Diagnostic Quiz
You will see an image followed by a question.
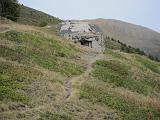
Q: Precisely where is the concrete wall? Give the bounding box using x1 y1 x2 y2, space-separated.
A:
59 21 105 52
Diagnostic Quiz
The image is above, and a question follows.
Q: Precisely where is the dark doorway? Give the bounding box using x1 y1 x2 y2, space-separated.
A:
80 38 92 48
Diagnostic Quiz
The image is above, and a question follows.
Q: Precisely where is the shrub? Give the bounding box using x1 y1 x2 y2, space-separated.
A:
0 0 20 21
38 112 72 120
0 30 84 76
105 36 160 62
92 60 154 95
80 80 160 120
39 21 48 27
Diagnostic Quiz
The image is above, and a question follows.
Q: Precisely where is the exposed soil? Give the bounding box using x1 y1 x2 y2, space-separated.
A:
0 26 9 33
64 51 104 99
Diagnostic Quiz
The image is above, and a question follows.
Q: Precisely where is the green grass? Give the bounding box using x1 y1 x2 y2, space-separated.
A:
0 28 84 114
134 55 160 74
39 21 48 27
105 49 127 60
80 50 160 119
17 5 61 26
0 86 29 103
1 21 160 120
92 60 154 95
105 39 121 50
38 112 73 120
0 30 79 56
80 80 160 120
0 61 42 103
104 50 160 94
0 30 84 76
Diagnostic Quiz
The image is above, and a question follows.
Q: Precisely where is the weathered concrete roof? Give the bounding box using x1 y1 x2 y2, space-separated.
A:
60 21 96 34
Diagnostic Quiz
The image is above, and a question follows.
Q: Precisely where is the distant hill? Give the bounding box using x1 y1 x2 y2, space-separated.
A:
17 5 61 26
84 19 160 59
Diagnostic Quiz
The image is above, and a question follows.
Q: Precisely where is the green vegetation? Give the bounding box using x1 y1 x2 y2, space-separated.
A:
39 21 48 27
106 49 160 92
17 5 61 26
0 30 84 76
0 21 86 119
0 24 86 118
105 37 160 62
0 0 20 21
105 49 127 60
38 112 72 120
92 60 154 95
0 17 160 120
105 37 121 50
79 46 160 119
80 80 160 120
105 37 145 55
0 1 61 26
135 55 160 74
0 61 42 103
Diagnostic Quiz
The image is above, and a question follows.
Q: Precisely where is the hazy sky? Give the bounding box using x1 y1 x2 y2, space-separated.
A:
19 0 160 32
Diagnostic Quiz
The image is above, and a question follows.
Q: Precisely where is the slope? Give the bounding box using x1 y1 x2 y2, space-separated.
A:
85 19 160 59
80 49 160 119
17 5 61 26
0 19 86 119
0 19 160 120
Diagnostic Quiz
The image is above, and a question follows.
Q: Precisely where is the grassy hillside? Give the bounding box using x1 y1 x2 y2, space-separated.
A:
0 19 85 119
17 5 61 26
80 50 160 119
105 37 160 62
0 19 160 120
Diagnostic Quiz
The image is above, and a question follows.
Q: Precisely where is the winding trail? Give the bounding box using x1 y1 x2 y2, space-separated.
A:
64 79 72 99
0 27 10 33
64 51 104 99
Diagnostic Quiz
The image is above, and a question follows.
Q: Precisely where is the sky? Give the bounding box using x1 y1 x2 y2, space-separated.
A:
19 0 160 32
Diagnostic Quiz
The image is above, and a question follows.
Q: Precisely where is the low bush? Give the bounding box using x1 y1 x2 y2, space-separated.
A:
38 112 72 120
80 80 160 120
92 60 154 95
0 30 84 76
39 21 48 27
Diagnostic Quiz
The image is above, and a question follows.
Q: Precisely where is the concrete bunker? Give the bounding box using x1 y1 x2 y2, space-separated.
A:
59 21 105 52
80 38 92 48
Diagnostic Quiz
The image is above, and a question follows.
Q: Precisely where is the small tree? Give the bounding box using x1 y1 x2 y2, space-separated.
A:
39 21 48 27
148 54 154 60
0 0 20 21
155 57 160 62
117 40 121 43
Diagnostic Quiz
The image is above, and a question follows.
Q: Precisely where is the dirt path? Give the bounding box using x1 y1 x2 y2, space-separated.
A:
0 27 10 33
0 50 105 116
64 51 104 99
64 79 72 99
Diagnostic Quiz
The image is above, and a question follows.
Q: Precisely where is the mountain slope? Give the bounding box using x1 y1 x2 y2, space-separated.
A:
85 19 160 59
0 19 86 119
0 18 160 120
17 5 61 26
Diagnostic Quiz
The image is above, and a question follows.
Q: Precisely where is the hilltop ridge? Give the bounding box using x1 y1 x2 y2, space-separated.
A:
17 5 61 26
